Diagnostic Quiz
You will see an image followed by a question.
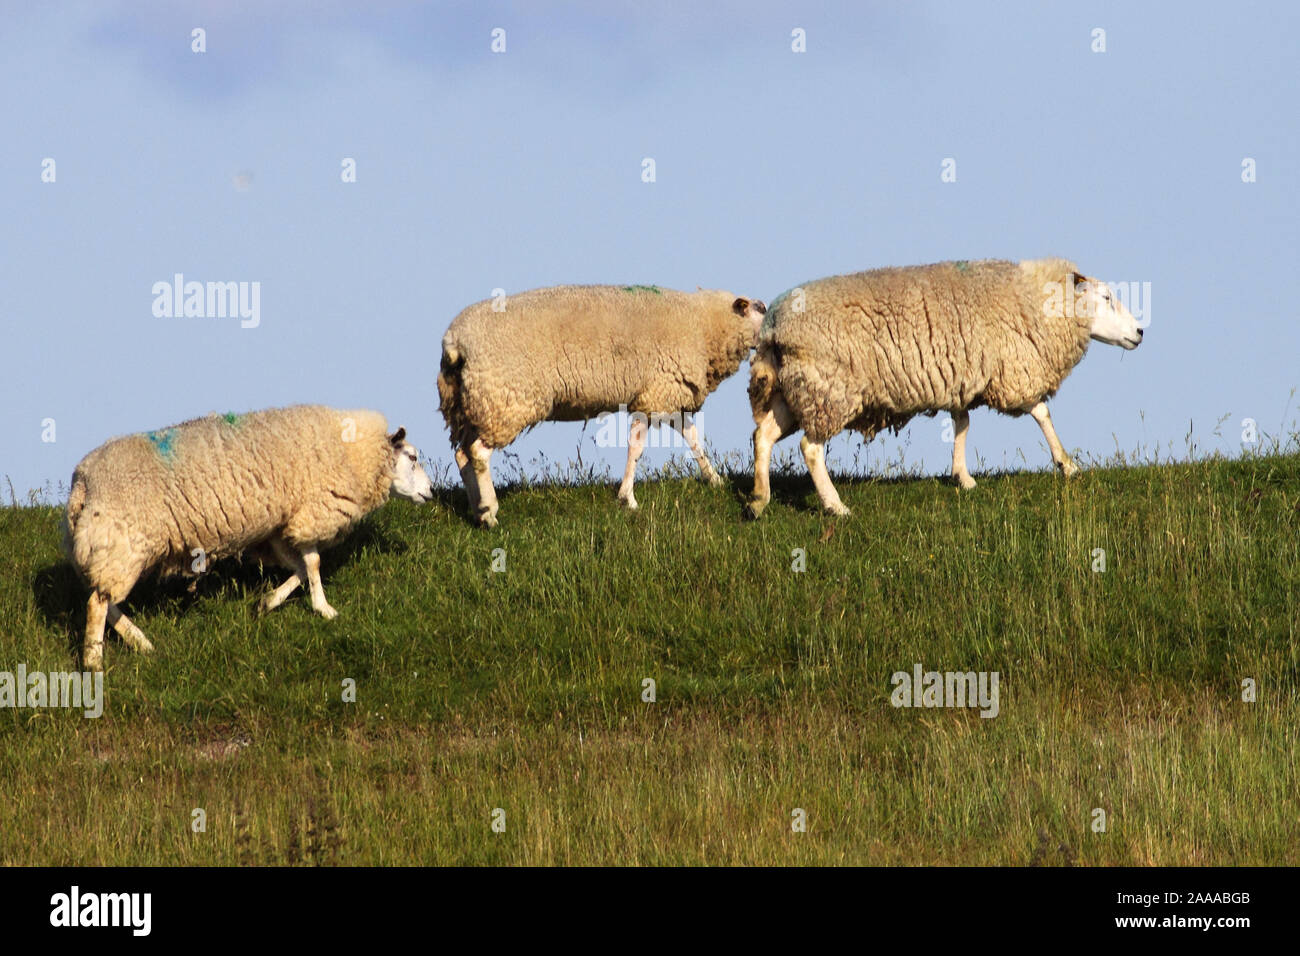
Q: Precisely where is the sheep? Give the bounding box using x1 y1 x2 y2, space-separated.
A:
437 284 767 526
746 258 1143 517
62 405 434 670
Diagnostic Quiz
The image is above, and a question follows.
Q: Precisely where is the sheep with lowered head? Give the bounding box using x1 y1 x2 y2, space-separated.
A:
747 258 1143 517
437 284 766 526
63 405 434 669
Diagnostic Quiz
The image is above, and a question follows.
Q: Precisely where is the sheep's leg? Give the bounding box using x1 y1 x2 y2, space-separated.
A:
1029 401 1078 477
951 409 977 490
260 536 304 613
617 416 648 510
83 591 109 671
259 573 303 612
674 416 724 488
469 438 499 528
107 604 154 653
800 436 851 517
455 445 481 516
747 394 797 518
301 546 337 620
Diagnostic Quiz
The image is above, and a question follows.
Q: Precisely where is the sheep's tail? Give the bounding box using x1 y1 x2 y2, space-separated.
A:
747 341 782 416
61 469 88 563
437 335 472 449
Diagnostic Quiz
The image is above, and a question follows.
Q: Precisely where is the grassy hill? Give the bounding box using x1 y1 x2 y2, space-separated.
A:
1 452 1297 865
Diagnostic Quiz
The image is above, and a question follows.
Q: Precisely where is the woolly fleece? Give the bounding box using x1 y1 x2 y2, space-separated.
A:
438 285 757 449
63 405 395 601
749 259 1093 443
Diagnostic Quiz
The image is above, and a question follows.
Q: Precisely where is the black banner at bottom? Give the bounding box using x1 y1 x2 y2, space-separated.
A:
0 865 1278 941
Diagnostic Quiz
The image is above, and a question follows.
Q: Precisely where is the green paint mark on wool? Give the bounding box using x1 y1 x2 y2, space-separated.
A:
145 428 179 460
622 285 662 294
222 412 240 426
953 260 971 272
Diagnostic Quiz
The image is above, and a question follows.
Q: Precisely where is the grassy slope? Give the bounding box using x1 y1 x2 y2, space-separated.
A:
1 453 1297 865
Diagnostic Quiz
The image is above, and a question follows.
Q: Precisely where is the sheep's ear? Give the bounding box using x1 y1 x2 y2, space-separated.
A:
388 427 406 446
753 300 767 315
732 297 752 316
1069 271 1087 290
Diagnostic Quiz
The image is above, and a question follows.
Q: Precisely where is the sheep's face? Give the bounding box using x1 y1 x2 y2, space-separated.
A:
1079 278 1143 350
732 297 768 344
388 428 435 503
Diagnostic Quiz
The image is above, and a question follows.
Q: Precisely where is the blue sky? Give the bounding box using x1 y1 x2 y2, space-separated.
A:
3 1 1297 500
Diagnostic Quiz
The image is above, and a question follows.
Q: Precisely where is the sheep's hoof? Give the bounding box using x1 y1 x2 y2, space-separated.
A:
825 503 852 517
744 499 768 520
617 492 639 511
698 466 724 488
955 473 977 490
1059 459 1079 478
314 603 339 621
83 646 104 672
475 509 499 529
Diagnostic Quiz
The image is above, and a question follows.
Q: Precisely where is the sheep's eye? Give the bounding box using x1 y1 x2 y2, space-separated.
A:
408 453 417 461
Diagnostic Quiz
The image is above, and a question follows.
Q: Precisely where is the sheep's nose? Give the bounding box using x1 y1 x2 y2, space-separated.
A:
1136 328 1144 339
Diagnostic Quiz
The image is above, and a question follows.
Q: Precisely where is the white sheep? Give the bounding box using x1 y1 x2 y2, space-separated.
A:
62 405 434 669
437 284 766 526
747 259 1142 517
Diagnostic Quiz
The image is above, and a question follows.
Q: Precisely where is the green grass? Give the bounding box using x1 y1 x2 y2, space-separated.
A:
1 451 1297 865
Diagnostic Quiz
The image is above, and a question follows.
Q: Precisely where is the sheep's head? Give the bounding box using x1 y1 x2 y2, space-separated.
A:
1075 274 1143 350
387 428 434 503
733 296 768 344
